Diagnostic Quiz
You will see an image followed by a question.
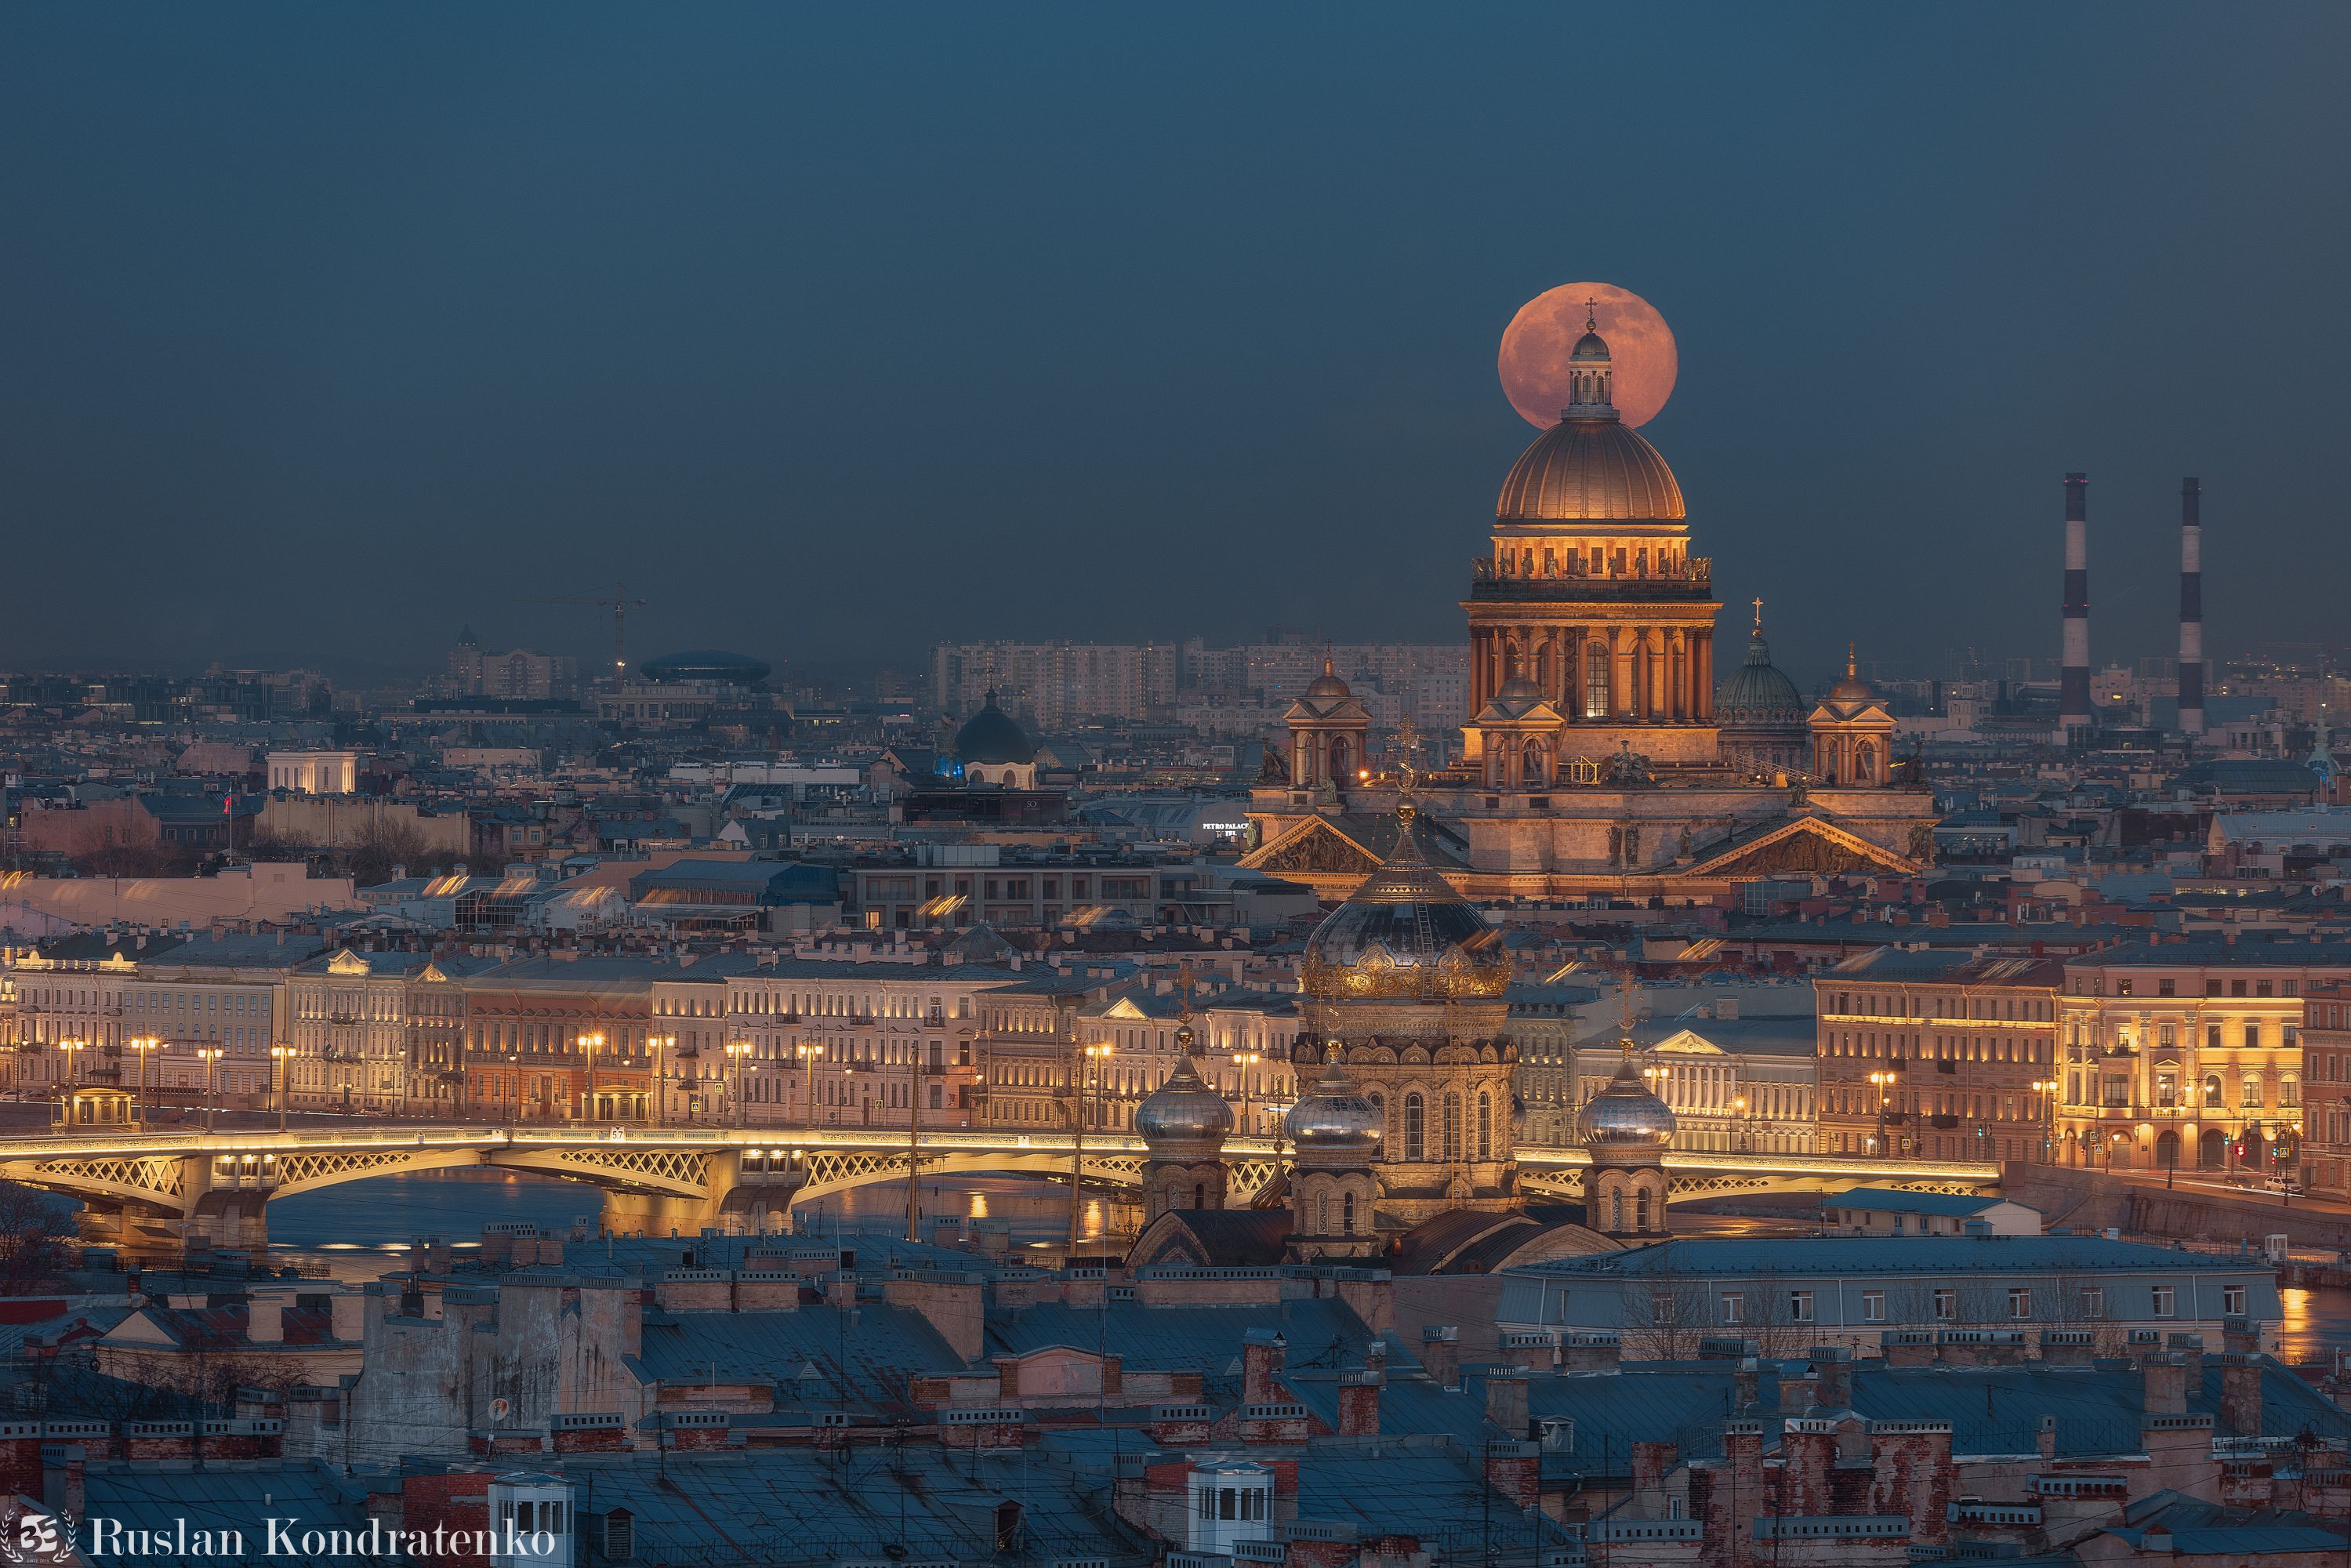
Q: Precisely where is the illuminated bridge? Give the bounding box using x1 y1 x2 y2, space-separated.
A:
0 1123 2000 1258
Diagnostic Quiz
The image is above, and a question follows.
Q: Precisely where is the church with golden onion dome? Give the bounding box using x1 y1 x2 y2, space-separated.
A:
1240 309 1936 904
1127 797 1671 1269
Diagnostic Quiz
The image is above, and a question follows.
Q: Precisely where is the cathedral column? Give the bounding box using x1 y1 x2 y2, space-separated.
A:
1470 629 1489 715
1671 631 1689 720
1609 627 1631 719
1696 631 1714 720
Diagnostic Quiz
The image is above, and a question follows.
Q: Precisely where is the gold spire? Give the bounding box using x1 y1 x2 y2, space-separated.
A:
1752 597 1765 633
1847 643 1858 681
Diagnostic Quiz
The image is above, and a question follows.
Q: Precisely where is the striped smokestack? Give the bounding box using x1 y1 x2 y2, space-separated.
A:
2056 472 2092 742
2178 477 2204 737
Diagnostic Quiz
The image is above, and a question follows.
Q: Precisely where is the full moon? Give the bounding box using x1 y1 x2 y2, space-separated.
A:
1497 282 1678 430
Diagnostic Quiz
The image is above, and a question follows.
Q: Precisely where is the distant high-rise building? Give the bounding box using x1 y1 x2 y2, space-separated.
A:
2056 472 2092 742
444 628 579 701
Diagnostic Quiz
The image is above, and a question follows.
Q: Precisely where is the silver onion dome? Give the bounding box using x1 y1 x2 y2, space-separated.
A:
1284 1056 1382 1151
1576 1050 1676 1152
1135 1028 1234 1148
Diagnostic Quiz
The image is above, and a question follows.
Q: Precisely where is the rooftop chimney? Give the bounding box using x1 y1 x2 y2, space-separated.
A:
2057 472 2092 742
2178 477 2205 738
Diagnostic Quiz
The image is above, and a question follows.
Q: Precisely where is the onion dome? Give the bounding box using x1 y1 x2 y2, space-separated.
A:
1300 804 1511 1002
1284 1055 1382 1152
1718 614 1805 723
1304 656 1352 700
1576 1047 1677 1154
1135 1024 1234 1149
954 689 1036 766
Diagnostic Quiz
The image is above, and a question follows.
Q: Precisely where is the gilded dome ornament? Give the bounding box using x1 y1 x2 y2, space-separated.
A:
1283 1054 1383 1151
1576 990 1676 1159
1298 802 1512 1003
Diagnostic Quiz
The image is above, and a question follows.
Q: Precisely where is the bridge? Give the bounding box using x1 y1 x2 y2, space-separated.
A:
0 1123 2000 1258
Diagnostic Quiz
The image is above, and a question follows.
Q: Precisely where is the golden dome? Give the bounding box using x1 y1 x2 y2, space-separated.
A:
1300 804 1512 1002
1495 419 1685 523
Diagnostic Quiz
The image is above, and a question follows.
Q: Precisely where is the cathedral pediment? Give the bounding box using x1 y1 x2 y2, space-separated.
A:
1239 816 1384 879
1685 814 1921 878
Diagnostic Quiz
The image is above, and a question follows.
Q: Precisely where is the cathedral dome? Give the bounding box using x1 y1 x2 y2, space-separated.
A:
1135 1033 1234 1148
1494 419 1685 522
1718 626 1804 722
1825 647 1876 706
1300 804 1512 1001
1284 1057 1383 1151
954 691 1036 766
1572 327 1611 359
1576 1051 1677 1152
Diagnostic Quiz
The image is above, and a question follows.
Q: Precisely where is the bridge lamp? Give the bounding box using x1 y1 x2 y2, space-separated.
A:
1231 1051 1262 1136
724 1041 755 1128
57 1038 85 1086
648 1034 677 1128
194 1046 225 1132
270 1044 293 1132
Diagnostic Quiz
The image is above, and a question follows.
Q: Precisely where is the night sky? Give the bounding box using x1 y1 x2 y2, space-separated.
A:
4 5 2347 688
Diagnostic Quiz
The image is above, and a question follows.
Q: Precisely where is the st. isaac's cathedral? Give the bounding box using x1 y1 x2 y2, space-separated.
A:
1126 311 1937 1269
1238 312 1937 903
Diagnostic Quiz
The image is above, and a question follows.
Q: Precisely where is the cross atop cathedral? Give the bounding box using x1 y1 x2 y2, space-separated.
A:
1752 597 1765 633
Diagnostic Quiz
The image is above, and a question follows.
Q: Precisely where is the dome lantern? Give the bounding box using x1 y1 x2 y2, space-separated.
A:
1564 301 1616 419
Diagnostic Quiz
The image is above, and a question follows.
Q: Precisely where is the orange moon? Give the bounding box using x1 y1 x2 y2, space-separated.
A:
1497 281 1678 430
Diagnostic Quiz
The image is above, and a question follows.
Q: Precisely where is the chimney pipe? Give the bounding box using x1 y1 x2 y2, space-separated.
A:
2057 472 2092 742
2178 477 2205 738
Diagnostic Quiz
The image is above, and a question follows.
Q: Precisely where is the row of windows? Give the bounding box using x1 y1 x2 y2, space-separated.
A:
1682 1282 2238 1325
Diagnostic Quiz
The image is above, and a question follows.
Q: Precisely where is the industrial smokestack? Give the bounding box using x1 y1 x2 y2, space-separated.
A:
2178 477 2204 738
2056 472 2092 742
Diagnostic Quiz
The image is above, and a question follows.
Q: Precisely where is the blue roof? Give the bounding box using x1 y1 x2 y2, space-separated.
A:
1513 1234 2265 1279
989 1295 1395 1402
1827 1186 2007 1218
635 1304 966 1413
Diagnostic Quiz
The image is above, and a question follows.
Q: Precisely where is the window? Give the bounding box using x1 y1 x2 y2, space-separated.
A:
1721 1293 1746 1324
1862 1290 1885 1323
1932 1289 1956 1321
2152 1286 2176 1318
2242 1074 2263 1108
1584 642 1611 718
1442 1092 1462 1160
1476 1092 1492 1162
2159 979 2175 997
2244 1022 2262 1051
2223 1285 2247 1315
2282 1076 2301 1109
2203 1074 2223 1109
2008 1287 2032 1319
1342 1192 1355 1234
2080 1287 2104 1319
1651 1292 1678 1325
1403 1094 1424 1161
1788 1290 1815 1323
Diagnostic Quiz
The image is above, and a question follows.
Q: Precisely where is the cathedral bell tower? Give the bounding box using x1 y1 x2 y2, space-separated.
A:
1134 1022 1235 1220
1279 657 1372 804
1283 1052 1384 1261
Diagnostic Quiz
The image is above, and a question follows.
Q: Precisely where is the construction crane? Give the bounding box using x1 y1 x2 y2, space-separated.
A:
520 581 648 680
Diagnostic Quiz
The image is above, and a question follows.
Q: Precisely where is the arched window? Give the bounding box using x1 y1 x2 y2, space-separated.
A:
2242 1073 2263 1108
1192 1181 1206 1210
1522 741 1546 786
1584 643 1611 719
2203 1073 2223 1108
1476 1093 1492 1161
1855 740 1878 782
1636 1189 1652 1231
1330 736 1351 782
1610 1191 1624 1230
1317 1194 1329 1232
1342 1192 1355 1234
1442 1093 1462 1160
1403 1094 1424 1161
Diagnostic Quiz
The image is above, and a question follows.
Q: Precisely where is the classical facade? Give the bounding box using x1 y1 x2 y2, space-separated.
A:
1244 311 1936 902
1293 802 1519 1225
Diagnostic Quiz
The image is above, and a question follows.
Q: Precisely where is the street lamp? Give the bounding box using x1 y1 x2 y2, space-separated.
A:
578 1031 606 1123
2030 1079 2059 1167
1868 1070 1893 1160
1732 1095 1749 1153
128 1035 161 1122
648 1034 675 1127
56 1038 85 1091
270 1045 292 1132
795 1042 822 1130
194 1047 224 1131
1231 1051 1261 1137
724 1041 755 1128
1072 1041 1113 1248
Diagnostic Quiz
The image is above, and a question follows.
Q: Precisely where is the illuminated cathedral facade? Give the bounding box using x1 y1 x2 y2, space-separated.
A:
1243 310 1936 902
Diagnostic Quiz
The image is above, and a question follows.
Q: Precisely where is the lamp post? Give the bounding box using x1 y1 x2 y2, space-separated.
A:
270 1045 292 1132
1732 1095 1749 1153
2030 1079 2058 1165
578 1031 605 1123
796 1042 822 1130
128 1035 161 1122
56 1038 85 1092
194 1047 223 1132
724 1041 754 1128
1231 1051 1261 1138
1868 1070 1893 1160
648 1034 674 1127
1071 1041 1113 1249
504 1051 519 1131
